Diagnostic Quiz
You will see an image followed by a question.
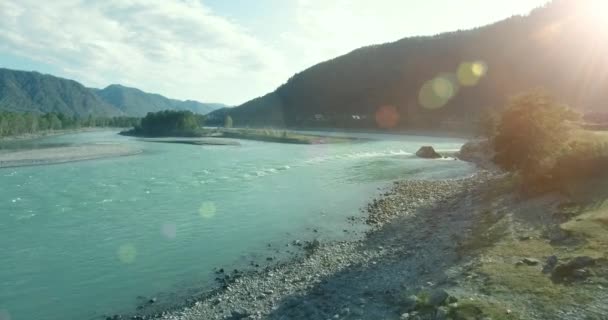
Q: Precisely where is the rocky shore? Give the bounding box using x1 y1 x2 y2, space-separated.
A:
128 171 494 320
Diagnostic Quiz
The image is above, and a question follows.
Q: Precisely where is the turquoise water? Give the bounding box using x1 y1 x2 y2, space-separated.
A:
0 131 474 320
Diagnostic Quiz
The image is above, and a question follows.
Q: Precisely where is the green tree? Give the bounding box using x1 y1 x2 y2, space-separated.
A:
0 113 8 137
24 113 39 133
493 90 580 183
224 115 233 128
134 110 200 137
44 113 63 130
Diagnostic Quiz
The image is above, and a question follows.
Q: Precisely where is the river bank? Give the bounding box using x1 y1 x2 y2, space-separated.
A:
122 128 361 145
0 128 114 142
0 143 142 168
139 137 241 146
126 163 608 320
126 171 492 320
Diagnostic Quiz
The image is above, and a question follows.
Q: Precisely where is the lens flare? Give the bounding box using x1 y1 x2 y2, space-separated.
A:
458 61 487 86
419 75 457 109
375 105 400 129
432 77 455 99
199 201 217 219
0 310 10 320
161 223 177 239
117 244 137 264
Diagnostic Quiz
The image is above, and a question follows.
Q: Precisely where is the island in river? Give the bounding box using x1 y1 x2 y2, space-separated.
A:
119 110 359 144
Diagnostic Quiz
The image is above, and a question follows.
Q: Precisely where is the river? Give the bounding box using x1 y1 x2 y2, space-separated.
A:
0 130 474 320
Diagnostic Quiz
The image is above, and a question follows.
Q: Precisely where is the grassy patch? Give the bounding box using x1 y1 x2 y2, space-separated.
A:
449 300 518 320
474 220 603 315
560 208 608 259
457 211 509 255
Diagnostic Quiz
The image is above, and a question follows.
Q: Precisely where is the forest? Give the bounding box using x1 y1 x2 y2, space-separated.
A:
121 110 205 137
0 111 140 138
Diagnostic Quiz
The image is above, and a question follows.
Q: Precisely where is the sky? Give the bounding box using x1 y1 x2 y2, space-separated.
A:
0 0 550 105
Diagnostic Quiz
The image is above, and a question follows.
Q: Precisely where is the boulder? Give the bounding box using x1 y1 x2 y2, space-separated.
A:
227 310 250 320
542 255 559 274
427 289 449 306
522 258 541 266
456 139 497 169
401 295 418 312
551 256 596 283
416 146 442 159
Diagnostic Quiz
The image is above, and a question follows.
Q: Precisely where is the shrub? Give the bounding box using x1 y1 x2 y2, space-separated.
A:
492 90 580 188
551 131 608 186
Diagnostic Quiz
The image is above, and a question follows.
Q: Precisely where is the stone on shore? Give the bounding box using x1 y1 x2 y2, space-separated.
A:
551 256 596 283
521 257 541 266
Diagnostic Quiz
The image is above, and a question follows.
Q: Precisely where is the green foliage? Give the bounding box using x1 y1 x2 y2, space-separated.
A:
551 131 608 186
448 301 517 320
493 90 580 186
0 111 140 138
491 90 608 192
129 110 204 137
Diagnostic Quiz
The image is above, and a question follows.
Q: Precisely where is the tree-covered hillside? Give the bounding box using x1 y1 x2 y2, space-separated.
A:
94 85 225 117
0 68 120 117
211 0 608 131
0 69 226 118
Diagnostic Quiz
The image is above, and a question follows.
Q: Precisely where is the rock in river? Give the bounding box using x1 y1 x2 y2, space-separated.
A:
415 146 442 159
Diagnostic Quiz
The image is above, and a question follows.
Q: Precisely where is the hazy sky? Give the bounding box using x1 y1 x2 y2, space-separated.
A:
0 0 550 105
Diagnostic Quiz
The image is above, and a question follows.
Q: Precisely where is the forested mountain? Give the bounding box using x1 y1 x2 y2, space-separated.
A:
94 85 225 117
0 69 225 117
0 68 120 117
209 0 608 131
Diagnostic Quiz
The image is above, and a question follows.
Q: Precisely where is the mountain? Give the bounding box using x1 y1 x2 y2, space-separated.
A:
0 68 226 117
210 0 608 131
0 68 120 117
94 85 225 117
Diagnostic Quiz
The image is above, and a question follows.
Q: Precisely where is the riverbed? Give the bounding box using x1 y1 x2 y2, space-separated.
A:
0 130 474 320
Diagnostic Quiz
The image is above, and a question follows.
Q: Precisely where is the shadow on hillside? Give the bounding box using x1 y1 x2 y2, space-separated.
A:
263 178 506 320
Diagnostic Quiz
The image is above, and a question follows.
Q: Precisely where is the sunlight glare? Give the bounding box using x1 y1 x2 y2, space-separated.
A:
161 223 177 239
0 310 10 320
117 244 137 264
458 61 487 86
199 201 217 219
419 75 458 109
585 0 608 35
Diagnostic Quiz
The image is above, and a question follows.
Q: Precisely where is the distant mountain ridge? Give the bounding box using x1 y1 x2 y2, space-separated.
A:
209 0 608 131
0 68 226 117
93 84 226 117
0 68 120 117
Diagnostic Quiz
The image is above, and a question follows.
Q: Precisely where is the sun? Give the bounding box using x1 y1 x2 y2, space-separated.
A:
584 0 608 32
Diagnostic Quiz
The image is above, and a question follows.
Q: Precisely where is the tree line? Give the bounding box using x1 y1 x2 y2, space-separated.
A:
122 110 206 137
0 111 140 138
